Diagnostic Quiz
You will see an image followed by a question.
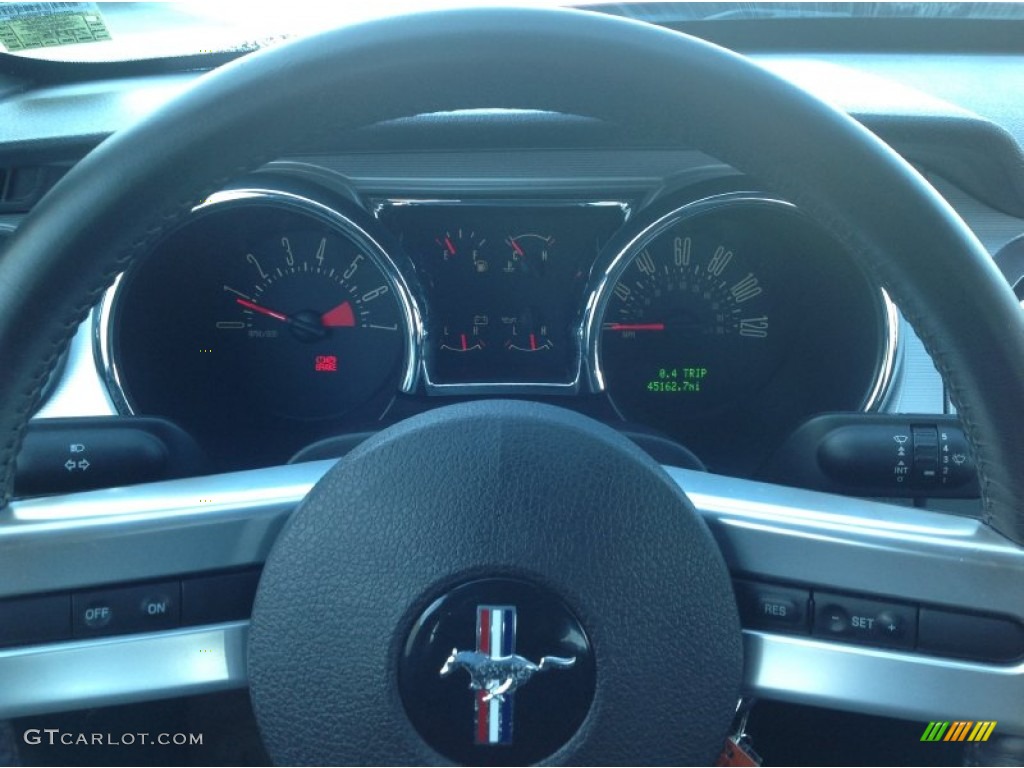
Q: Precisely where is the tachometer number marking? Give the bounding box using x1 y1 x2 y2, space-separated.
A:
361 285 389 303
281 236 295 267
315 236 327 269
246 252 269 280
343 254 363 280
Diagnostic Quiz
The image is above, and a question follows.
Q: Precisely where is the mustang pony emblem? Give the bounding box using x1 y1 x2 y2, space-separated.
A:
440 648 576 701
439 605 575 745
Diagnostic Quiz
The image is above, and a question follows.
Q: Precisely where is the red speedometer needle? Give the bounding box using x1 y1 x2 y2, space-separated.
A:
236 297 288 322
321 300 355 328
603 322 666 332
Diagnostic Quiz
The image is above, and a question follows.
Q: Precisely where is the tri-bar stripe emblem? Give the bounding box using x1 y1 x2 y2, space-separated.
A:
476 605 516 745
921 721 997 742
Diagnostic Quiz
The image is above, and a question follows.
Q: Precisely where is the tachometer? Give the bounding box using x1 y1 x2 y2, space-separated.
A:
103 189 418 468
217 227 404 421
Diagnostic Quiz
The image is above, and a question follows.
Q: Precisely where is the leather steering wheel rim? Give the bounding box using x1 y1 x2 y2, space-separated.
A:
0 5 1023 747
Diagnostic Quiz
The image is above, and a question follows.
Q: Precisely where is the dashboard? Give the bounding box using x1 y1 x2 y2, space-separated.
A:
9 53 1022 497
93 176 893 478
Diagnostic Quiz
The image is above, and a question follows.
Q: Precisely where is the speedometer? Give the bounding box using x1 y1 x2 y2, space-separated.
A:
600 213 776 415
591 195 896 475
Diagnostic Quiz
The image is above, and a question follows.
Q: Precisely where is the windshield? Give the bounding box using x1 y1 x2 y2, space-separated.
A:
2 1 1023 62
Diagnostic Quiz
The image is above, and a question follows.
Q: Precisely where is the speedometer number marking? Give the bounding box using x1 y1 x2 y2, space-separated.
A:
739 316 769 338
674 236 691 267
729 273 762 303
636 249 656 276
707 246 733 277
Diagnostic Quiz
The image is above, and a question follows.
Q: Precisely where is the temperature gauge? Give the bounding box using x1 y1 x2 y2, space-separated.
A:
505 233 553 277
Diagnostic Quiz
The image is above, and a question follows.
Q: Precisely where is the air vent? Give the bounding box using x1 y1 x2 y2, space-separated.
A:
0 163 70 212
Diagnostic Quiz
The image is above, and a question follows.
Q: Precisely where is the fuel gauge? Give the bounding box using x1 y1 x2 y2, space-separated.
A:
435 229 489 274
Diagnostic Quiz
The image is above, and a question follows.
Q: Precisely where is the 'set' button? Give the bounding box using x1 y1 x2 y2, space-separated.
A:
813 591 916 649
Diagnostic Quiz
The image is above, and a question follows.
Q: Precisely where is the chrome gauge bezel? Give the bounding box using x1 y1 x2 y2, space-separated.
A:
373 197 631 396
583 192 899 412
95 188 425 417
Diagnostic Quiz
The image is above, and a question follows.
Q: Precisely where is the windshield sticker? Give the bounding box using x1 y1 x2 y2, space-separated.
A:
0 3 110 53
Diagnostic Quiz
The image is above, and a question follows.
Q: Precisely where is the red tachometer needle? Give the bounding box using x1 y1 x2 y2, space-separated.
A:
321 300 355 328
236 297 288 322
603 322 666 332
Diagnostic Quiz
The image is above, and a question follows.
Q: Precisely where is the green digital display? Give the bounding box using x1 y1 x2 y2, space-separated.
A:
645 367 708 393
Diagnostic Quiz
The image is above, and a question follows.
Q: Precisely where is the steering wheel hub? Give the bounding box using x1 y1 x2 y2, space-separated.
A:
248 401 742 764
401 578 595 765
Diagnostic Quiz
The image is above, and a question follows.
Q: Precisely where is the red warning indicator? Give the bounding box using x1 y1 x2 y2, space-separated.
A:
315 355 338 372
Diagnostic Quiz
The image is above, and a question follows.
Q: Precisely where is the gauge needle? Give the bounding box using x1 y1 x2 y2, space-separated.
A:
603 323 666 332
236 298 326 337
509 238 525 258
236 297 288 322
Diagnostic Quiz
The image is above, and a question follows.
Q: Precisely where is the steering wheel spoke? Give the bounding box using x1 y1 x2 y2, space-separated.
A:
1 461 1021 733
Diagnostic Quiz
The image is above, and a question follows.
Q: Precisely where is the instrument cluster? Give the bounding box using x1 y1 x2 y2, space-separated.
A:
101 184 896 476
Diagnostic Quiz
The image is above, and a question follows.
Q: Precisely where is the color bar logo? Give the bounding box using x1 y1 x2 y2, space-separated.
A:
475 605 515 745
921 721 997 742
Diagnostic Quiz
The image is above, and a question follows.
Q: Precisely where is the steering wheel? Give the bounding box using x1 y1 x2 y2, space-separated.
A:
2 7 1023 765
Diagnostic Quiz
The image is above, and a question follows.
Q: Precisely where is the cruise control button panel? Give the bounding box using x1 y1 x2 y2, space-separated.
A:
735 579 1024 663
73 580 180 638
813 591 915 649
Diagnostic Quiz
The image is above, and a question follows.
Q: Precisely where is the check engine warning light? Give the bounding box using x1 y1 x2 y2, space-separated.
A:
315 355 338 372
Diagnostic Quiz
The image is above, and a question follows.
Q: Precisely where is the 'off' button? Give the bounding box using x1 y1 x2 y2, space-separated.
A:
83 603 113 629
